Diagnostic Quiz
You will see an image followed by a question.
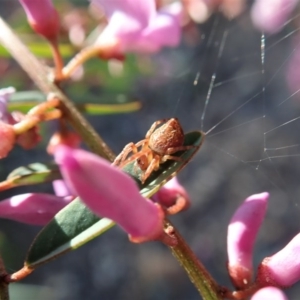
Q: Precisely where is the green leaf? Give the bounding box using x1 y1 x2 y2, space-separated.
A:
8 91 141 115
0 43 74 58
75 101 141 114
6 163 62 188
10 91 46 103
25 131 204 267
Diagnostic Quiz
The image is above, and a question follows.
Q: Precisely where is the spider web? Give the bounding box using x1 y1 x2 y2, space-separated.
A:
149 8 300 299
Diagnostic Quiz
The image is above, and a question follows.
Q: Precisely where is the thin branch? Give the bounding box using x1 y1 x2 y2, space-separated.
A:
0 17 115 162
165 220 224 300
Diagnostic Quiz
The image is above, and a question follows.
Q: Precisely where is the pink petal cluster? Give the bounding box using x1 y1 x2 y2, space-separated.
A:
19 0 60 40
251 287 288 300
54 146 164 242
91 0 182 54
257 233 300 288
0 193 73 225
251 0 298 34
227 192 269 289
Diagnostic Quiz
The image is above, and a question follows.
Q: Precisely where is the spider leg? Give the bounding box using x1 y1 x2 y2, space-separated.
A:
165 145 196 155
136 150 152 171
161 155 182 163
118 148 150 169
113 140 146 166
145 118 172 139
140 154 160 184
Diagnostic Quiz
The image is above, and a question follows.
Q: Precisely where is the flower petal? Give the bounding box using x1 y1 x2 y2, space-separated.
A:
54 146 164 242
257 233 300 287
251 287 288 300
251 0 298 34
227 192 269 289
91 0 155 27
153 177 190 214
132 3 182 52
93 0 182 53
0 193 73 225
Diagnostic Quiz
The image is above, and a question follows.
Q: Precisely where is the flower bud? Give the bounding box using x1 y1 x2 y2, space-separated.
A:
0 122 15 158
54 146 164 243
257 233 300 288
251 287 288 300
227 192 269 289
19 0 60 41
47 130 81 155
0 193 73 225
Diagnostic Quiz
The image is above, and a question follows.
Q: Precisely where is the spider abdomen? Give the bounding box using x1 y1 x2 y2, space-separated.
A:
149 118 185 155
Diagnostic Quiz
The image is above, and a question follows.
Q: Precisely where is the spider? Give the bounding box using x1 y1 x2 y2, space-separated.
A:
113 118 194 184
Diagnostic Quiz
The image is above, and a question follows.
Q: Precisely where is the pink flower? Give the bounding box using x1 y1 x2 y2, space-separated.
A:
91 0 182 55
19 0 60 40
0 193 73 225
257 233 300 288
227 192 269 289
251 0 298 34
54 146 164 243
152 177 190 214
251 287 288 300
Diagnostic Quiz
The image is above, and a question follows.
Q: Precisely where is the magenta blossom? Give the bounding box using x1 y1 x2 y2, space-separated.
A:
251 287 288 300
251 0 298 34
227 192 269 289
19 0 60 40
257 233 300 288
91 0 182 55
0 193 74 225
54 146 165 243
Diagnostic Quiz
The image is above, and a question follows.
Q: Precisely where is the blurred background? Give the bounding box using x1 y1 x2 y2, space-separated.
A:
1 0 300 299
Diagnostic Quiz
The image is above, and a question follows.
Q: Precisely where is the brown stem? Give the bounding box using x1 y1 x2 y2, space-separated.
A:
229 284 260 300
61 40 119 81
0 180 14 192
43 109 62 121
48 38 64 79
0 17 115 162
164 219 224 300
61 46 101 80
4 266 33 283
27 97 59 115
